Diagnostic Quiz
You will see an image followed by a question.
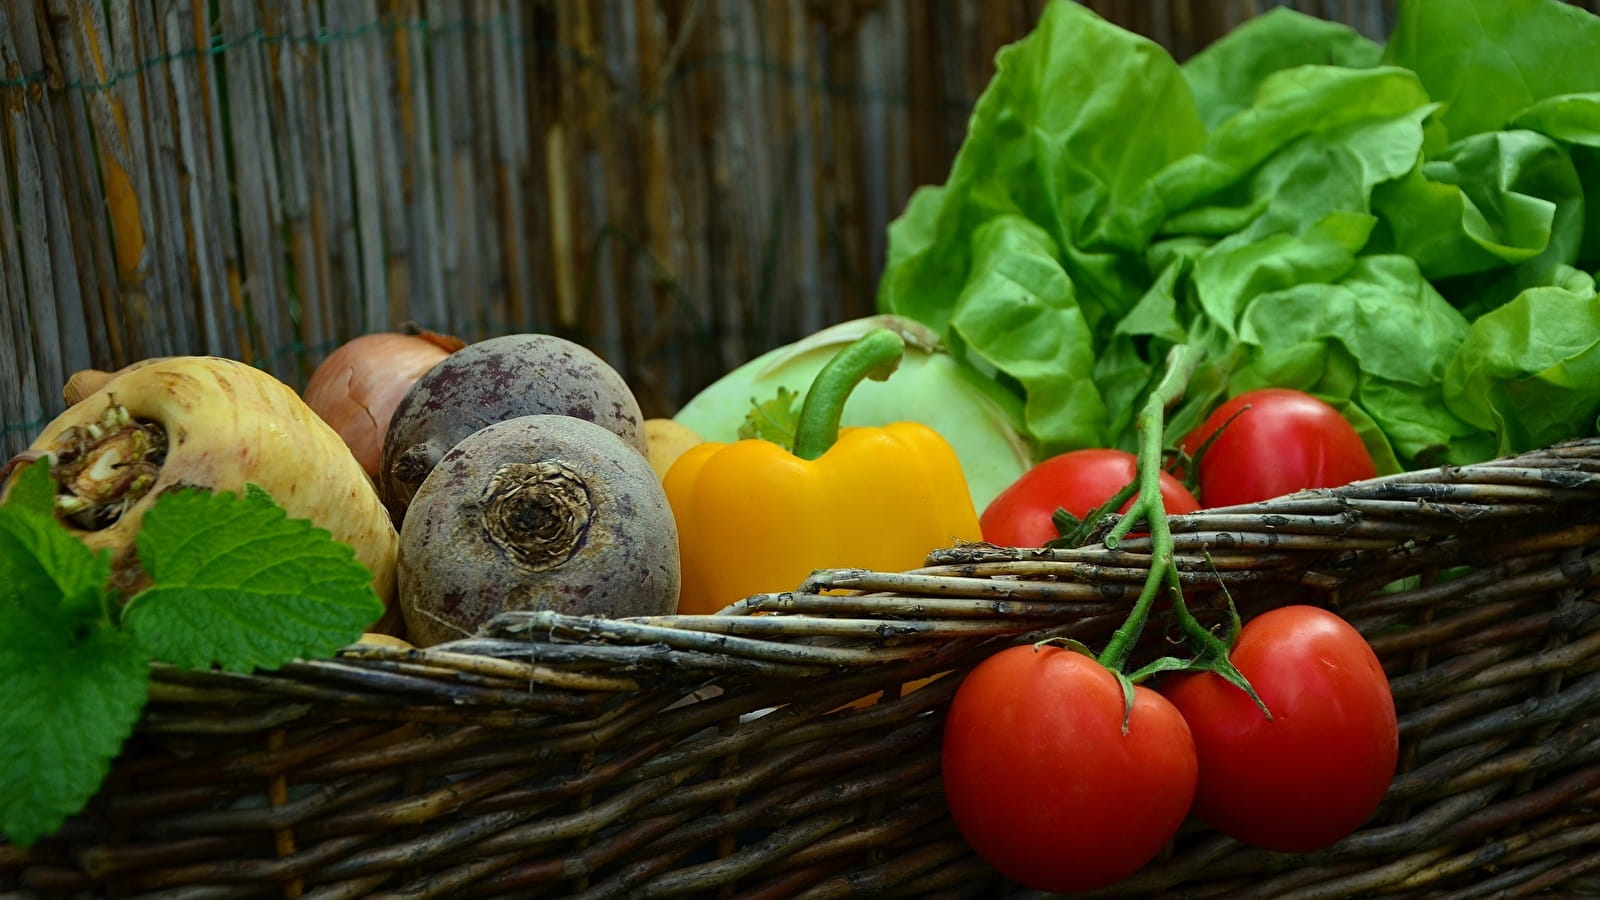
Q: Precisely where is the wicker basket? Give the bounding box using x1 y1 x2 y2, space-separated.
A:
5 438 1600 899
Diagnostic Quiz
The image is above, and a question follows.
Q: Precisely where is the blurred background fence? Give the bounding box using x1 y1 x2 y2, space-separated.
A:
3 0 1597 457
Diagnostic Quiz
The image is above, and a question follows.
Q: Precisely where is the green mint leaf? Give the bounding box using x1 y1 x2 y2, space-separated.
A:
737 386 803 450
3 455 57 517
0 602 150 847
123 484 384 673
0 462 113 621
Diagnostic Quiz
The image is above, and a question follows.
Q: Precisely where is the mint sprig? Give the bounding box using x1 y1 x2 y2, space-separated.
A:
4 456 56 516
0 463 115 622
0 604 148 848
0 461 386 847
126 484 386 672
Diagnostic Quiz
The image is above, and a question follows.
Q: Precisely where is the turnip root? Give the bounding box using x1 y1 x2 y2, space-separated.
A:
2 357 400 624
62 360 161 405
397 414 678 647
644 418 704 481
379 333 647 524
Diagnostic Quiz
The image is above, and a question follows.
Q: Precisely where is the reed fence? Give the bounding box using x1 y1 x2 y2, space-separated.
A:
2 0 1596 458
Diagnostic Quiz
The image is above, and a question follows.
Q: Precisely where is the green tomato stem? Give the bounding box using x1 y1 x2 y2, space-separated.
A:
1096 400 1178 673
1097 346 1198 673
1051 478 1140 548
1094 344 1272 719
791 328 906 461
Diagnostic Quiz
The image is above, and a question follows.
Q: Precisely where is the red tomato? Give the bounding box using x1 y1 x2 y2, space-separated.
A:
1160 605 1398 853
1180 388 1376 508
942 644 1198 893
980 448 1200 547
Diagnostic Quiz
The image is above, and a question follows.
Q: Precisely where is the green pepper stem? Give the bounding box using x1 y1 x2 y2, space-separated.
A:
791 328 906 460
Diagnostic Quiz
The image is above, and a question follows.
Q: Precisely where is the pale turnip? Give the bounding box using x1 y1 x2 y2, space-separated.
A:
2 357 400 625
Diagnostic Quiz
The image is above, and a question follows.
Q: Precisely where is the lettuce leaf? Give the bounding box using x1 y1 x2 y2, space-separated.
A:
1444 280 1600 457
1376 129 1585 318
1182 8 1384 131
877 0 1600 469
1510 95 1600 270
879 1 1205 454
1382 0 1600 140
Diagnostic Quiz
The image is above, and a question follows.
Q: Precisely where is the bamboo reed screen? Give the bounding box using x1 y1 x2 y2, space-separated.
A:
3 0 1595 458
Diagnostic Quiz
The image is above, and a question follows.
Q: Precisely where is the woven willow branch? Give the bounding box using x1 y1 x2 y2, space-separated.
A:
6 439 1600 898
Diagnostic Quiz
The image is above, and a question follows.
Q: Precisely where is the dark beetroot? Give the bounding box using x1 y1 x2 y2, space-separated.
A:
380 333 646 524
396 414 679 646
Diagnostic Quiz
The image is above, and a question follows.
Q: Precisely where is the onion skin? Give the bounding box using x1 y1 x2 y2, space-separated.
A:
303 330 463 477
3 357 401 629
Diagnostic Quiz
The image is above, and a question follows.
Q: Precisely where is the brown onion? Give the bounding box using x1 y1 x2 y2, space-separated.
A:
304 327 465 477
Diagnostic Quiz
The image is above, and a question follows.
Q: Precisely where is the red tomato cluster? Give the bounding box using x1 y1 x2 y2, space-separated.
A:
941 607 1398 893
953 389 1395 892
978 387 1377 547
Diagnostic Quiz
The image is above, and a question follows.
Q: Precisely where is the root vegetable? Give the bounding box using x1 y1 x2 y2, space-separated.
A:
379 333 647 524
62 359 163 405
302 328 464 477
397 414 678 647
2 357 400 621
355 632 415 650
644 418 703 480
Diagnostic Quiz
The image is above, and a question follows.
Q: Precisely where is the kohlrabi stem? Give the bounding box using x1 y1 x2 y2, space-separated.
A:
792 328 906 461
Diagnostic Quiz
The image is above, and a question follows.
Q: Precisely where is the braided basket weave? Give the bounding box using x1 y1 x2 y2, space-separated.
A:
5 438 1600 899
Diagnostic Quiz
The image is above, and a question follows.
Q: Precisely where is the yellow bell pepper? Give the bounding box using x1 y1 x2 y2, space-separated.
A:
664 329 982 615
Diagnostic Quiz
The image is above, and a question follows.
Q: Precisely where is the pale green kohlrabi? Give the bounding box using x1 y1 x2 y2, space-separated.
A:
672 315 1037 512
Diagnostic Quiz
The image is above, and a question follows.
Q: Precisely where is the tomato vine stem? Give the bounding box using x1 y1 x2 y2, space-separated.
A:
1092 344 1271 726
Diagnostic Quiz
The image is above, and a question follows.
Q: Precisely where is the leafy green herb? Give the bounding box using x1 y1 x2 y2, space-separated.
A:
0 465 114 623
878 0 1600 468
0 460 384 847
4 458 56 516
736 386 803 450
0 607 148 849
126 484 386 672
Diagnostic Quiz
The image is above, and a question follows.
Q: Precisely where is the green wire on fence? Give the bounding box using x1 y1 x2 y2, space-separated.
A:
4 416 49 436
0 15 970 112
0 17 517 90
